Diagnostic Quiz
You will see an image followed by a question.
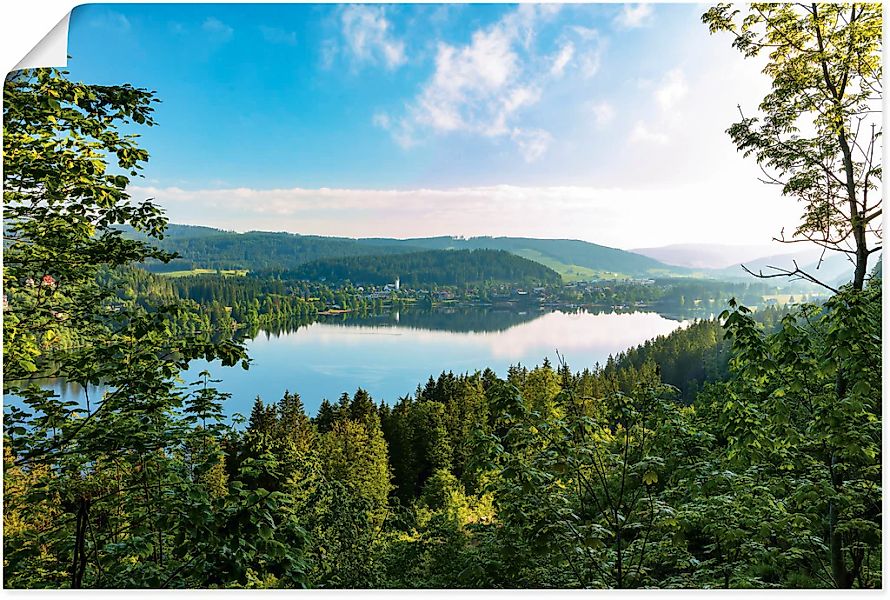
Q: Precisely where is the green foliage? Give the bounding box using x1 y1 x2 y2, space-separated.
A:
230 389 393 588
131 223 418 273
278 248 561 287
701 285 882 587
4 68 167 380
467 380 696 587
319 417 392 526
383 397 453 502
393 235 684 278
2 68 307 589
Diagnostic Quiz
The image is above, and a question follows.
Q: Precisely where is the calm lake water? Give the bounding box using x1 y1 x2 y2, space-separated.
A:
13 309 689 418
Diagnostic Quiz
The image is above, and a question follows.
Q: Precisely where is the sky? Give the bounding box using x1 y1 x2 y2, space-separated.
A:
64 3 804 249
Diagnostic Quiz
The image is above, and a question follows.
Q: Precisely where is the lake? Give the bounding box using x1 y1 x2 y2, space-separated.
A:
12 308 689 418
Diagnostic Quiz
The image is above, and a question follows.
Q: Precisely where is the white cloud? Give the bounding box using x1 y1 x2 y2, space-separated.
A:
550 42 575 77
379 6 598 161
578 50 603 77
571 25 599 40
372 112 391 129
490 86 541 136
655 68 688 111
511 128 553 162
340 6 406 70
406 18 529 140
614 4 654 29
590 101 616 128
130 181 801 248
569 28 606 77
202 17 233 42
371 111 416 149
629 121 668 144
626 69 688 145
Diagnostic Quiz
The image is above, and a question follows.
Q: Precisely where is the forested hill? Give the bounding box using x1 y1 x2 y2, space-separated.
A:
364 235 686 279
128 224 683 278
130 224 421 272
271 249 561 286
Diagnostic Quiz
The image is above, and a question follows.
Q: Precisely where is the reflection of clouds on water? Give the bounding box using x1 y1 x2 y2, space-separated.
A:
252 310 687 364
485 311 688 360
33 310 689 417
344 331 403 336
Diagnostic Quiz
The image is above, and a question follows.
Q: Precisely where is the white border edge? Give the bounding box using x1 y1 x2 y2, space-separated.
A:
11 12 71 72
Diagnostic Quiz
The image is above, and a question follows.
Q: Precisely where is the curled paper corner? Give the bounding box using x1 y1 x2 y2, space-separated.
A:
12 13 71 72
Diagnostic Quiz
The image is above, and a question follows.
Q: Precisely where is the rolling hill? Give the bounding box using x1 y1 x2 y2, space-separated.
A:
279 249 562 286
365 236 683 279
133 224 686 280
132 224 421 273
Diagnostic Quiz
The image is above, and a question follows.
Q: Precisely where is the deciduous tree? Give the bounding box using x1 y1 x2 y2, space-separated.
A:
703 3 882 290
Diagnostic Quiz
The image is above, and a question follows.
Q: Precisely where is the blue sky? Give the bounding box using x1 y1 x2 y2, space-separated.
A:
65 3 800 248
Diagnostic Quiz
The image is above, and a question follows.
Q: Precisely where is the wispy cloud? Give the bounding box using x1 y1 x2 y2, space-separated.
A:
550 42 574 77
614 4 655 29
655 68 688 111
589 101 616 128
372 112 391 129
85 8 131 32
629 121 668 144
376 5 598 162
511 128 553 163
202 17 234 42
260 26 297 46
320 39 338 69
627 68 689 145
375 15 531 147
340 5 406 70
569 26 606 77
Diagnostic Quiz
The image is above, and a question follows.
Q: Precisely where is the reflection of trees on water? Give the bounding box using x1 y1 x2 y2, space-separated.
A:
322 307 544 333
244 307 541 336
247 307 543 335
9 303 701 406
250 302 702 337
652 305 718 321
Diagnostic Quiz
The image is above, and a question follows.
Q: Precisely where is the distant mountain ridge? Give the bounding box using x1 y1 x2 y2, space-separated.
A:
633 242 867 288
717 251 859 288
131 224 689 279
127 224 872 287
631 243 786 269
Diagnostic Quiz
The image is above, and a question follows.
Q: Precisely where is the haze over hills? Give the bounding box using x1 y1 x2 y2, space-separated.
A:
717 251 859 287
634 242 871 288
631 243 789 269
